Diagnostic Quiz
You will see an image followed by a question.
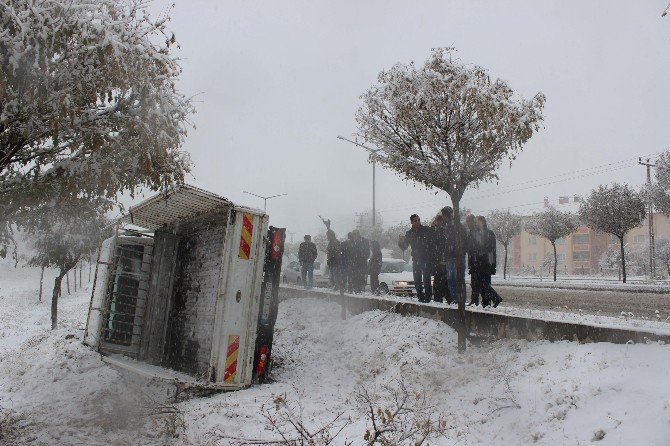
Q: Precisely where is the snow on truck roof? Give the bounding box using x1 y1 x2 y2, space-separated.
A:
112 184 236 231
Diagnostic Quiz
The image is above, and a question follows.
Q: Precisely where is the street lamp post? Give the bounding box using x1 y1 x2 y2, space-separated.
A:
337 135 380 227
242 191 287 211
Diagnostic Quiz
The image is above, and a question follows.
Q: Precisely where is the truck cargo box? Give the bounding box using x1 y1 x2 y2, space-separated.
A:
84 185 284 390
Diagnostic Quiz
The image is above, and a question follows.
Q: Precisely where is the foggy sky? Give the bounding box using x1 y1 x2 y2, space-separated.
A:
148 0 670 239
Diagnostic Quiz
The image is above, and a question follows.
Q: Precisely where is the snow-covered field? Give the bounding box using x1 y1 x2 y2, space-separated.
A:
2 262 670 445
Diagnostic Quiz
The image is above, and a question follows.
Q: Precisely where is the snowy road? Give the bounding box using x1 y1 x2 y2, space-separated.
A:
493 284 670 320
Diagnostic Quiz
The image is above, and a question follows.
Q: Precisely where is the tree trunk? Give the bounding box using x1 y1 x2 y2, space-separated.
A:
503 244 508 280
51 270 66 329
51 258 80 330
619 237 627 283
79 265 82 288
452 198 467 353
552 242 557 282
39 265 45 302
66 272 70 295
74 265 77 292
89 262 92 283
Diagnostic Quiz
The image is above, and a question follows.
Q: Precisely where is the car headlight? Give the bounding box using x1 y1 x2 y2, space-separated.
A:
392 281 408 286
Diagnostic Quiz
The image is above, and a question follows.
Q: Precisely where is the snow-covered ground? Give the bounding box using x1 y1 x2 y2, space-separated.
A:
2 262 670 445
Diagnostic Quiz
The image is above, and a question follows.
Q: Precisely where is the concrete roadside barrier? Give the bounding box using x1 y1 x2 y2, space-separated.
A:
279 286 670 345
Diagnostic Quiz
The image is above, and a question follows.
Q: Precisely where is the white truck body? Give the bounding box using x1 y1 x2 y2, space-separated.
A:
84 185 274 389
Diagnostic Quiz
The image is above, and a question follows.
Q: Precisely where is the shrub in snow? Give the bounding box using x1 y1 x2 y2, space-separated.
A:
356 48 545 350
0 0 194 254
525 207 578 281
579 184 646 283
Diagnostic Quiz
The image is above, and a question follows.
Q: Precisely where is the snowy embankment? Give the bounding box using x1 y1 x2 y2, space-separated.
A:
1 263 670 445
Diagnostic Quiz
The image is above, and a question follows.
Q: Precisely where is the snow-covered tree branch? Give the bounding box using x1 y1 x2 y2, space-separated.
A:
0 0 194 251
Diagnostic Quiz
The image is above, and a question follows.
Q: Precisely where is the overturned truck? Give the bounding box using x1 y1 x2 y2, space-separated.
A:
84 185 285 390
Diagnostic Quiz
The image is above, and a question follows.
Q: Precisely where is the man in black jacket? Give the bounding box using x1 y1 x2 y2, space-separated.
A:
298 234 318 289
475 216 502 307
351 230 370 293
398 214 435 303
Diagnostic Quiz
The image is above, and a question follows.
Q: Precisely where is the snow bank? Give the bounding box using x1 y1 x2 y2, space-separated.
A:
2 262 670 445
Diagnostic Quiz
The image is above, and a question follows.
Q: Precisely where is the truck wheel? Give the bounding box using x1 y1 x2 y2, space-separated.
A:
379 283 389 295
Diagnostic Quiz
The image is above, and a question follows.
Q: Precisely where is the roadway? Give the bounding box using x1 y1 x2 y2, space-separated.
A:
489 284 670 320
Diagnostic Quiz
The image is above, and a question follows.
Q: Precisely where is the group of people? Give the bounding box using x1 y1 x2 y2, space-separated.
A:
297 206 502 308
298 229 383 293
399 206 502 307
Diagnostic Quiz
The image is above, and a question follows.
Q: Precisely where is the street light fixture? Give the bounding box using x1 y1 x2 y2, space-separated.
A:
242 191 287 211
337 135 381 227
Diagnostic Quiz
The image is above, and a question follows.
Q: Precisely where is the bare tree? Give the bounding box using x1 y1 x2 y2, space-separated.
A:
356 48 545 350
356 380 451 446
0 0 194 253
525 207 578 282
580 184 646 283
487 210 523 279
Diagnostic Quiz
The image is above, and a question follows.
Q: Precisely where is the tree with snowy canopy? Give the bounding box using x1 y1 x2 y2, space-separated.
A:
27 197 107 329
0 0 194 254
580 184 646 283
525 207 578 282
646 151 670 216
653 237 670 277
355 48 545 351
486 209 523 279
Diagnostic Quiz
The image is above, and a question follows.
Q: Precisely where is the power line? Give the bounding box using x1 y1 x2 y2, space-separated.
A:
376 152 660 215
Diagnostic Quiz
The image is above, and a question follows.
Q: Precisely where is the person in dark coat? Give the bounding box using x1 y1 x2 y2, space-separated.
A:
298 234 318 289
431 214 448 303
340 232 354 293
465 214 481 306
351 230 370 293
440 206 467 305
398 214 435 303
475 216 502 308
326 230 341 291
368 240 383 294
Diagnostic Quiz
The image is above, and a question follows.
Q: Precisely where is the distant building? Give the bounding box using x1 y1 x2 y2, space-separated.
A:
506 196 669 276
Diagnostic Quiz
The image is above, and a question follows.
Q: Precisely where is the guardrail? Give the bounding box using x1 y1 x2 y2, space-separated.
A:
279 285 670 345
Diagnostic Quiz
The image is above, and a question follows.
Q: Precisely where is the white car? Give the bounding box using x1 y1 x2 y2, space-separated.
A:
375 258 415 296
282 260 330 288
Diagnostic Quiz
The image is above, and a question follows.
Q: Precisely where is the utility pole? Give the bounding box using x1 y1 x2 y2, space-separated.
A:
639 157 656 279
287 232 295 244
337 136 380 227
242 191 287 211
